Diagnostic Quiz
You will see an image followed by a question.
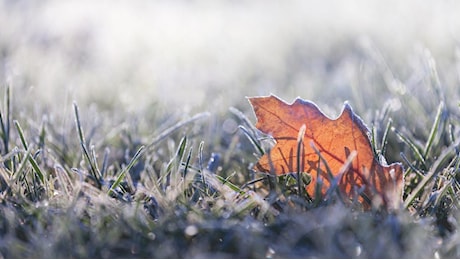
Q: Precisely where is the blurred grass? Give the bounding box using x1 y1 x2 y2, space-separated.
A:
1 0 460 258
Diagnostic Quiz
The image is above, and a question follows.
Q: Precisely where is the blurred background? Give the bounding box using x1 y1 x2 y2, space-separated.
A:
1 0 459 119
3 2 460 258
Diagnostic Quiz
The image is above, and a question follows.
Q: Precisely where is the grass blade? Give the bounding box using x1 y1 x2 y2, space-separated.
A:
423 102 444 158
73 102 102 189
371 124 378 156
14 120 45 183
176 136 187 163
0 85 11 156
101 147 110 178
239 125 265 156
403 152 456 209
215 174 244 194
380 118 392 156
28 153 45 184
108 145 145 196
14 120 28 150
296 124 306 198
148 112 209 148
393 127 426 168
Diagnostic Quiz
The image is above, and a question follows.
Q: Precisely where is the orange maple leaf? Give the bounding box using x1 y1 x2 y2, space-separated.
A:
248 95 404 209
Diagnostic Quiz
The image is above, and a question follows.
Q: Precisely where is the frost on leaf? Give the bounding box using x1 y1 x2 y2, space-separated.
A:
248 95 403 209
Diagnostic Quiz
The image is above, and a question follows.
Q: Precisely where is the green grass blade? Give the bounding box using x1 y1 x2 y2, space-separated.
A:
176 136 187 162
393 127 426 168
101 147 110 178
423 102 444 158
197 141 208 193
0 85 11 155
241 177 267 189
164 136 187 177
12 148 31 181
14 120 28 151
14 120 45 183
148 112 209 148
73 102 87 146
90 145 102 178
108 145 144 196
182 146 193 196
73 102 102 188
0 109 6 154
371 124 378 156
380 118 392 156
215 174 244 194
448 123 459 155
183 147 193 179
403 152 456 208
238 125 265 156
28 152 45 184
399 152 424 178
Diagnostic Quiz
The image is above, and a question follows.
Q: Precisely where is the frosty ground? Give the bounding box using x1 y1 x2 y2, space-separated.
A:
1 1 460 258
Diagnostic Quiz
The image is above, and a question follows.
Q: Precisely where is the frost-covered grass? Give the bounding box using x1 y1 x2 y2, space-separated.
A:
1 1 460 258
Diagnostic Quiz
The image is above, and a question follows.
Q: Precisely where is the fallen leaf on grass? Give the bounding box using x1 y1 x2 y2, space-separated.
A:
248 95 403 209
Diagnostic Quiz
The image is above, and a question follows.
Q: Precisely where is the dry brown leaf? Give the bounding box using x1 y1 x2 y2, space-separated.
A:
249 95 403 209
